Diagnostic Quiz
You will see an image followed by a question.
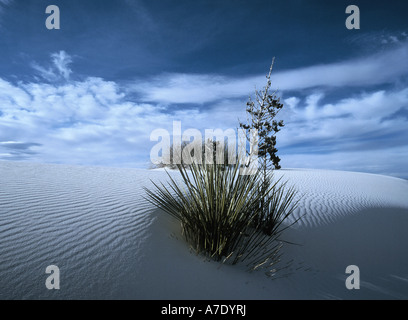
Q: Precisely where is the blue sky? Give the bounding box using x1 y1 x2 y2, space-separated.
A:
0 0 407 179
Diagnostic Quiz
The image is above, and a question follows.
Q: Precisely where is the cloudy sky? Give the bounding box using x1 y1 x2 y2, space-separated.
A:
0 0 407 178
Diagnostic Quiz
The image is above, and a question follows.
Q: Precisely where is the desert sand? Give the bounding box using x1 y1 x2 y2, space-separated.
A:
0 161 407 299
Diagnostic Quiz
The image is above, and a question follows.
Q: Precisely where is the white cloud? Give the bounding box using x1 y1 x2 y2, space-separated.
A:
319 89 408 120
31 50 73 82
51 51 72 80
273 43 408 90
130 41 408 104
355 30 408 46
1 49 408 178
132 73 252 104
281 145 408 179
278 88 408 153
0 74 160 166
0 68 242 167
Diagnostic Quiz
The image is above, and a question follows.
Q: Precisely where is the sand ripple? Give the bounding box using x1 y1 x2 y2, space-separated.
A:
1 162 407 299
273 168 408 227
0 161 159 299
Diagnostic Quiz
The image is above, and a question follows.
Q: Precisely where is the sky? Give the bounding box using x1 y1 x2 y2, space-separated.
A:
0 0 407 179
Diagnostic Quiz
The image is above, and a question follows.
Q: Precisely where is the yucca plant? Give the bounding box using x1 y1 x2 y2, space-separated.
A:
144 161 299 272
256 176 300 237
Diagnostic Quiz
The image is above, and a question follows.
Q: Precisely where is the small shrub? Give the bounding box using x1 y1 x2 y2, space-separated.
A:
151 139 234 169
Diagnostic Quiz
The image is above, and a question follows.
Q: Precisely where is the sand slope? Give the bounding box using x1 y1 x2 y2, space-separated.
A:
0 161 407 299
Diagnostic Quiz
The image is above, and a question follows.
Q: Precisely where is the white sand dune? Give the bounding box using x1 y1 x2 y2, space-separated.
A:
0 161 407 299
